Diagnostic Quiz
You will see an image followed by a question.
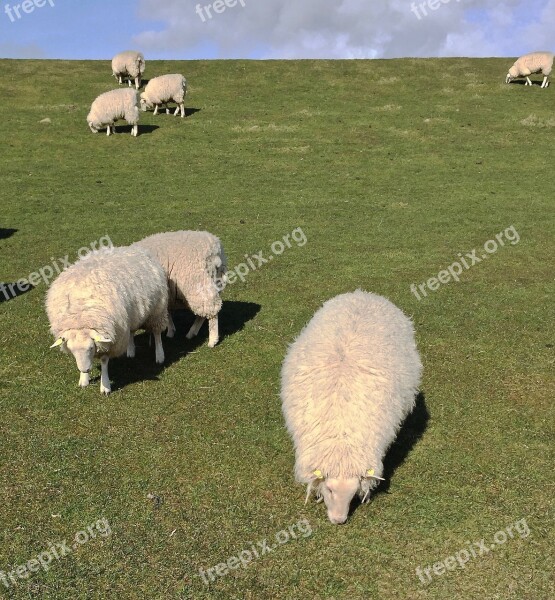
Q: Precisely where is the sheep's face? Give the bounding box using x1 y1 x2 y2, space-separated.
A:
50 329 112 387
320 477 360 525
140 95 152 111
64 330 96 375
506 67 518 83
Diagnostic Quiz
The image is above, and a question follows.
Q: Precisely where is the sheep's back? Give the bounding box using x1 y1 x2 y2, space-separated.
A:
46 247 167 351
281 290 422 477
134 231 224 307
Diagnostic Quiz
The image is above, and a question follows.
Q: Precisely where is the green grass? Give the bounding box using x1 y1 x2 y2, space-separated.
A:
0 58 553 599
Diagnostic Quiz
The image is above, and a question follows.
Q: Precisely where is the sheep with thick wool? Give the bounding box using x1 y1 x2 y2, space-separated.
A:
133 231 227 347
46 246 168 394
506 51 554 88
112 50 145 89
87 88 140 136
281 290 422 524
140 74 188 118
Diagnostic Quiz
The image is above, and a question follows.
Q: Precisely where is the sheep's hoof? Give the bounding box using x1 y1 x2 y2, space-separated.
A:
100 387 111 395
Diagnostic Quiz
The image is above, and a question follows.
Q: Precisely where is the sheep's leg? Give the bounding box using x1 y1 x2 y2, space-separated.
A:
135 76 140 89
128 79 132 87
118 75 123 84
153 104 159 115
100 356 111 395
127 334 136 358
174 106 180 116
131 124 138 137
525 77 532 86
180 103 185 118
541 76 549 88
106 125 111 136
79 372 90 387
154 331 165 364
167 313 176 338
208 316 219 348
186 316 205 339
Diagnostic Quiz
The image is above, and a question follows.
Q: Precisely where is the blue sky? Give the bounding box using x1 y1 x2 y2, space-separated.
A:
1 0 553 60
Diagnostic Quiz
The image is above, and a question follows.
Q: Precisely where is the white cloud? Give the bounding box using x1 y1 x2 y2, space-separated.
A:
133 0 553 59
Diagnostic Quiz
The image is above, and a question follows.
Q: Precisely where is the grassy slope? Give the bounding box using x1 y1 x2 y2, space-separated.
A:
0 58 553 599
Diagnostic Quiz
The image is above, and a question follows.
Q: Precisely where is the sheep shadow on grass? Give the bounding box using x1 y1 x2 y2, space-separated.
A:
508 79 544 86
112 124 160 136
348 391 429 518
145 107 201 118
0 228 17 240
99 301 261 392
0 281 34 303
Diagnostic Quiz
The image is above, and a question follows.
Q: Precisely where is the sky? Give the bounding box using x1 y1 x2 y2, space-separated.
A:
0 0 554 60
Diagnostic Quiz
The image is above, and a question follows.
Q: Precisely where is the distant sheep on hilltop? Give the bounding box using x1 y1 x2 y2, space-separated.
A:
112 51 145 90
87 88 140 137
140 74 188 118
506 52 554 88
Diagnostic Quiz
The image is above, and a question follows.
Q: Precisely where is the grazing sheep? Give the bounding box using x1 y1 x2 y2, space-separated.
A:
87 88 140 136
46 246 168 394
112 50 145 89
281 290 422 524
140 74 188 118
506 51 554 88
133 231 226 347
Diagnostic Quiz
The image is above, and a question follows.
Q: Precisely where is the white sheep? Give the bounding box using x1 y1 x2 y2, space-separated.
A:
140 74 188 118
506 51 554 88
133 231 226 347
87 88 140 136
281 290 422 524
46 246 168 394
111 50 145 89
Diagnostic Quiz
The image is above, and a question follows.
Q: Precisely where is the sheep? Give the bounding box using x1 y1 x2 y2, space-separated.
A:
281 290 422 524
87 88 140 136
111 50 145 89
133 231 226 347
506 51 554 88
46 246 168 395
140 74 188 118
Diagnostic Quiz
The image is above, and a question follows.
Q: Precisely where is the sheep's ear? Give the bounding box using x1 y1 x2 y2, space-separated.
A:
313 469 324 480
366 469 385 481
93 334 112 344
50 337 64 348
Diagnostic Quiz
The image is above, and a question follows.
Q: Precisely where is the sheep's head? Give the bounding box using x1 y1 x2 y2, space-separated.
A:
506 66 519 83
307 469 384 524
87 112 100 133
139 94 151 111
50 329 112 387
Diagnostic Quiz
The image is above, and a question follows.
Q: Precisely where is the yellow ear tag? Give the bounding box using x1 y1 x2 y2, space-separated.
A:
313 470 323 479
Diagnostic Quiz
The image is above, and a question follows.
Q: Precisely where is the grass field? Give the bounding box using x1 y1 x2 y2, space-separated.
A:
0 57 553 599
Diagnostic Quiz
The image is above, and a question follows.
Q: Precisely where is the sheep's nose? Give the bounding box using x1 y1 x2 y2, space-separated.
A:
329 514 348 525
